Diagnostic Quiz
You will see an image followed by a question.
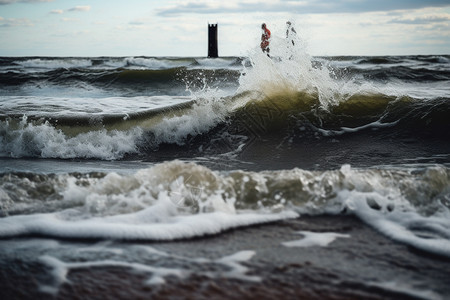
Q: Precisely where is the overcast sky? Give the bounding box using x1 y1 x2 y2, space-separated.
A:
1 0 449 57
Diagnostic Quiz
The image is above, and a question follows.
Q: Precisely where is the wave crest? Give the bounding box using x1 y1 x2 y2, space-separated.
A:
1 161 449 257
0 116 141 159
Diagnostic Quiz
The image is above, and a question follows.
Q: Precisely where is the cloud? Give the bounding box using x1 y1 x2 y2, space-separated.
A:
390 14 450 25
62 17 79 22
0 0 53 4
50 9 63 14
68 5 91 12
157 1 274 16
156 0 450 16
0 17 33 27
129 20 145 26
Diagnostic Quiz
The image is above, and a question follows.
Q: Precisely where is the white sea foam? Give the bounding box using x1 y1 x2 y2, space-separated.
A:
1 161 449 258
15 58 93 69
318 119 399 136
335 164 450 258
0 161 299 239
13 57 196 72
38 254 185 294
0 95 192 117
216 250 260 282
195 58 240 69
342 189 450 258
151 96 228 145
0 206 297 240
0 93 229 159
282 231 350 248
0 116 142 159
38 246 259 295
124 57 191 70
368 281 443 300
100 59 127 69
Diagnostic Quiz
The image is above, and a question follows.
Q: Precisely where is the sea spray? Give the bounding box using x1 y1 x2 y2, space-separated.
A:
238 27 343 110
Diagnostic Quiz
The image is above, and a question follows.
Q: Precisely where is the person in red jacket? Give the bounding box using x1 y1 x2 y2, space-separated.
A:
260 23 271 56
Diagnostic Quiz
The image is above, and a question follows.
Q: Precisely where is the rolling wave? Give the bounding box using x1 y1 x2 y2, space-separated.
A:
1 90 449 160
1 51 449 160
2 55 449 91
1 160 449 258
3 56 242 70
0 66 242 97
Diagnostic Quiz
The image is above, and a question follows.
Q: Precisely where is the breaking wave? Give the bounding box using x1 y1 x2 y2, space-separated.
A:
1 91 449 160
1 161 449 257
1 41 450 160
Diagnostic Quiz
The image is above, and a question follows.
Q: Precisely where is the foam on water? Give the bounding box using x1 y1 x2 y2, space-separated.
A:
15 58 93 70
36 244 258 295
0 200 297 240
1 161 449 258
194 57 241 70
0 116 142 159
282 231 350 248
337 165 450 258
124 57 192 70
0 93 226 159
0 95 192 117
11 57 195 71
0 161 298 239
2 43 448 161
318 119 399 136
342 189 450 257
368 281 443 300
150 95 229 146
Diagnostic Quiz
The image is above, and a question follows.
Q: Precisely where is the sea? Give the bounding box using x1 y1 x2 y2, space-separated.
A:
1 37 450 299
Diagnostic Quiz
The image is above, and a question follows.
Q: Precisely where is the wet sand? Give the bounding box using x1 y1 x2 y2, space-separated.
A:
1 215 449 299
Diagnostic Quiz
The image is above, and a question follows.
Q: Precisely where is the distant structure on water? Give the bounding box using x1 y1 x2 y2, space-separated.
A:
208 23 218 58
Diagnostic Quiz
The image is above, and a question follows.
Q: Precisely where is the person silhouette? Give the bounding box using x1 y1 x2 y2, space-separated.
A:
286 21 297 46
260 23 271 56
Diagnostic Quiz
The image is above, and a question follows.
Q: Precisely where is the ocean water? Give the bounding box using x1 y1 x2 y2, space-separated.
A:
1 37 450 298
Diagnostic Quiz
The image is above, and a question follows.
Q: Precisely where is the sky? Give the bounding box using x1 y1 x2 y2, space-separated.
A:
0 0 450 57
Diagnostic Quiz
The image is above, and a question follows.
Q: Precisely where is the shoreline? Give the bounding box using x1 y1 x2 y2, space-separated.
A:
1 215 449 299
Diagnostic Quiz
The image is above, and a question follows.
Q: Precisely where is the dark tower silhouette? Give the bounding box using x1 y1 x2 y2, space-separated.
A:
208 23 218 58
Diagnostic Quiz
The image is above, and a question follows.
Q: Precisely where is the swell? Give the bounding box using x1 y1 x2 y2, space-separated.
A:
0 67 241 92
354 55 450 65
358 66 450 82
0 99 196 133
226 92 450 139
2 56 449 90
1 91 433 134
316 55 450 83
1 91 450 160
325 95 450 132
2 50 450 160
